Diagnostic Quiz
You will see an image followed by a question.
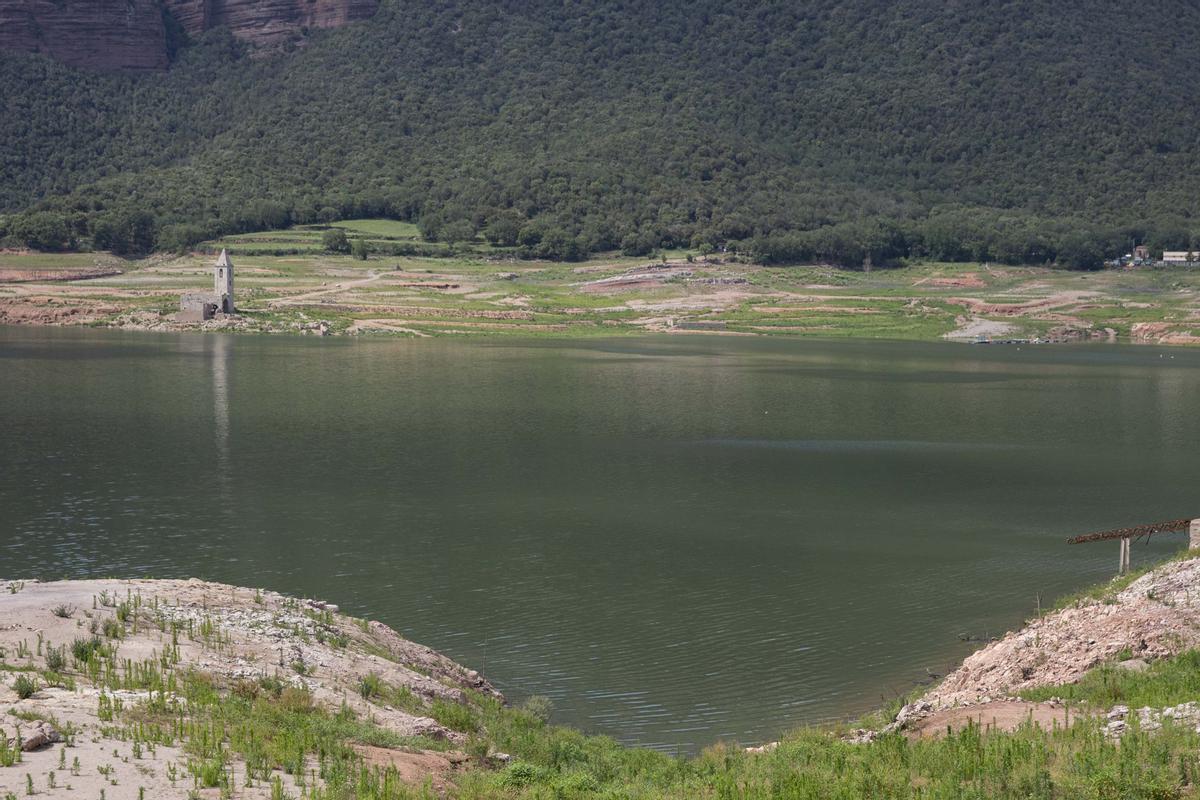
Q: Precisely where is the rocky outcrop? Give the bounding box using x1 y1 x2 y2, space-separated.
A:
165 0 379 46
0 0 378 71
0 0 169 71
919 557 1200 710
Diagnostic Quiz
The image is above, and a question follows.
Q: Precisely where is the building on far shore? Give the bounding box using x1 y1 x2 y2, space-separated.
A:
178 249 236 322
1162 251 1197 264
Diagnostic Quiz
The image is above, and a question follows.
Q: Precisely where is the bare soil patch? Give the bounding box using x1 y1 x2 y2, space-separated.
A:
904 700 1080 739
0 268 122 283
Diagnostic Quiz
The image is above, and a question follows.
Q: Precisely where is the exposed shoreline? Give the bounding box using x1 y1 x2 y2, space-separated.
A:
0 577 500 797
3 249 1200 344
859 552 1200 741
5 558 1200 796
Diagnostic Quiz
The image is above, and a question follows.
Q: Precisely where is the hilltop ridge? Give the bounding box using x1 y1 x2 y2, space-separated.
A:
2 0 1200 263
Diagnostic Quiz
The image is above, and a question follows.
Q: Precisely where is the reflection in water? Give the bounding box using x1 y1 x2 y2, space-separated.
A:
211 335 232 512
700 439 1033 452
3 329 1200 752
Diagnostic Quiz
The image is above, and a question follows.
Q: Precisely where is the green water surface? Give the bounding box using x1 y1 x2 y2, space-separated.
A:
2 327 1197 750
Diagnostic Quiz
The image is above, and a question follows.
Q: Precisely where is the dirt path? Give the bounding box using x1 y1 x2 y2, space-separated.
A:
268 271 382 306
347 319 432 336
943 316 1019 340
904 700 1080 739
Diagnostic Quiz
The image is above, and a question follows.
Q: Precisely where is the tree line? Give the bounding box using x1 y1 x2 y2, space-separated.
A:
3 0 1200 265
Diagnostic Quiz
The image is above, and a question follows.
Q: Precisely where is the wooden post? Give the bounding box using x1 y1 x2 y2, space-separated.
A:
1118 538 1131 574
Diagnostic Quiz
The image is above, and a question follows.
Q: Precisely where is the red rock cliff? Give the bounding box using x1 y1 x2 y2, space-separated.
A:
165 0 378 46
0 0 378 70
0 0 168 71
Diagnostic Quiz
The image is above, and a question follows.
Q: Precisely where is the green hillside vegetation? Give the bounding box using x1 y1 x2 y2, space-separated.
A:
3 0 1200 268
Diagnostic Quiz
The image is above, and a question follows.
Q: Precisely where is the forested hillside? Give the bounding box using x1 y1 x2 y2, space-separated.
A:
2 0 1200 265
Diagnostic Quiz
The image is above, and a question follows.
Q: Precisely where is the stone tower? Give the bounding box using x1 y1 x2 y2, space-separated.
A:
214 249 234 313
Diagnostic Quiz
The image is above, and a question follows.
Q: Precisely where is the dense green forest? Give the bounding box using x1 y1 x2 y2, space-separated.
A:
2 0 1200 266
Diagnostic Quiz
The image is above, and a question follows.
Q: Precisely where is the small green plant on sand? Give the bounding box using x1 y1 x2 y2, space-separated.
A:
71 636 102 665
357 672 383 700
44 646 65 673
13 675 38 700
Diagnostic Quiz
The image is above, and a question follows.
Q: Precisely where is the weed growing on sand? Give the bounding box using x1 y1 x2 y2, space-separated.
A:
44 645 65 673
51 604 74 619
358 672 383 700
0 734 19 767
13 675 37 700
71 636 103 666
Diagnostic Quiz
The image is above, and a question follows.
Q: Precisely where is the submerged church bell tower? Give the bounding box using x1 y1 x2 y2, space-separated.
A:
214 249 235 313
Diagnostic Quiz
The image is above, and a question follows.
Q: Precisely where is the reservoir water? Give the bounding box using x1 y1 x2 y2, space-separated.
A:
2 326 1198 751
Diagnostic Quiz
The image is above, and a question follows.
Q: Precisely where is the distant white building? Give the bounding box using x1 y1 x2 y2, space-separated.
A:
1162 251 1197 264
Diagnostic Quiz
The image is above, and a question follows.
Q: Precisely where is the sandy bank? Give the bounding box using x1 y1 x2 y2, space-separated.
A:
0 578 498 798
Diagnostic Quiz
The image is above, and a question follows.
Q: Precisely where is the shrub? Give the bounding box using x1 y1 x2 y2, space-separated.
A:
278 687 313 714
71 636 102 665
523 695 554 723
322 228 350 254
50 605 74 619
44 646 66 673
13 675 38 700
430 698 479 733
358 672 383 700
499 761 547 788
257 675 285 699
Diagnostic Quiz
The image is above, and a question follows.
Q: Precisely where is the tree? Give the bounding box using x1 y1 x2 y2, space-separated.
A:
350 238 370 260
11 212 73 251
92 211 157 255
620 232 656 257
483 213 522 247
440 219 475 245
322 228 351 254
516 225 543 248
1056 234 1104 271
535 229 584 261
157 223 210 253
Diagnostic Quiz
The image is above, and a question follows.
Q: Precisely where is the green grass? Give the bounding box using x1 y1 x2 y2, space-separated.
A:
444 695 1200 799
0 252 124 270
1023 650 1200 708
328 219 422 239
